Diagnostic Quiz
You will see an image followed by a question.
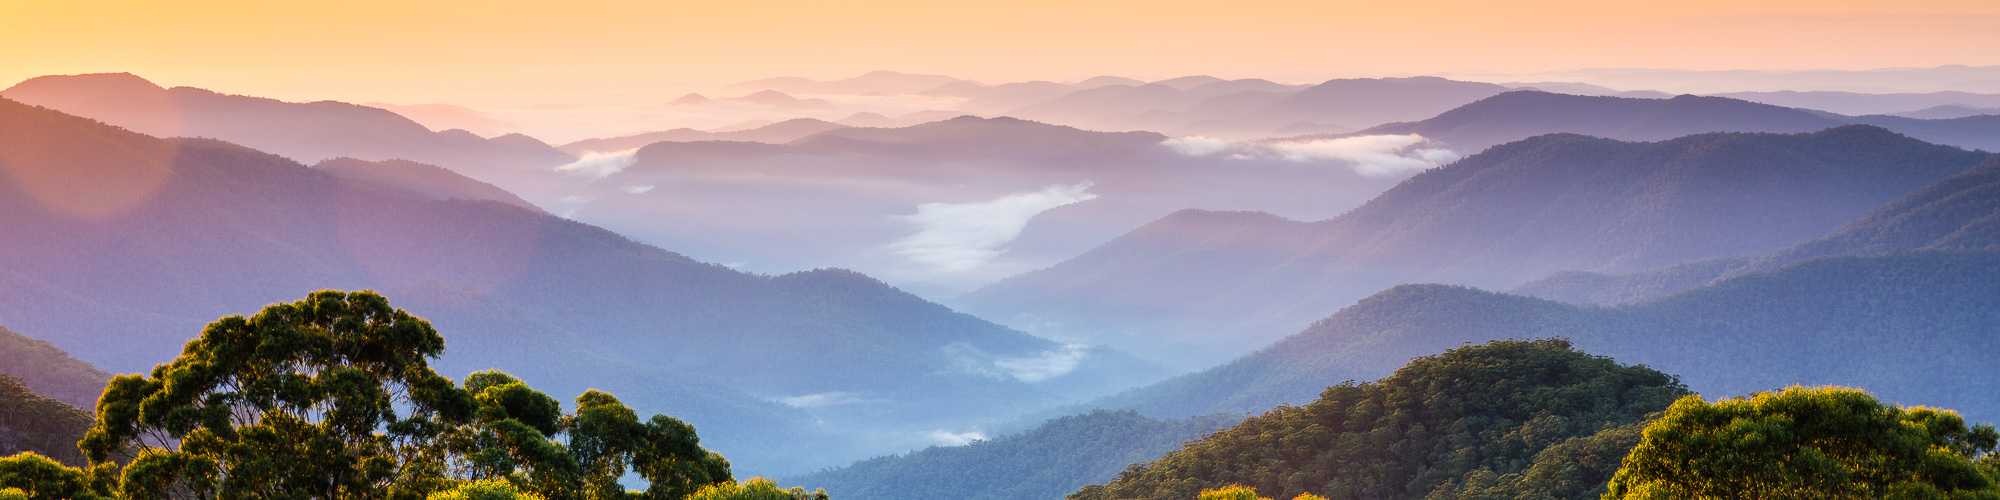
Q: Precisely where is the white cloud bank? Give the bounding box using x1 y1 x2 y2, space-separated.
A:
943 343 1092 382
555 148 640 179
775 392 880 408
925 430 987 446
887 182 1098 273
1162 134 1461 178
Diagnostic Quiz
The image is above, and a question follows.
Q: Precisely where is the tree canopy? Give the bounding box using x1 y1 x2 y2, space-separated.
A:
0 289 797 500
1603 386 2000 500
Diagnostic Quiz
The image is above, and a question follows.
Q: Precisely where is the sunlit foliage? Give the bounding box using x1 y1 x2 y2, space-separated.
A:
685 478 826 500
1603 386 2000 500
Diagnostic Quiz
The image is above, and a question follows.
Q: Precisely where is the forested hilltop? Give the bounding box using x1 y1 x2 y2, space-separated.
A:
1071 340 2000 500
1072 339 1689 500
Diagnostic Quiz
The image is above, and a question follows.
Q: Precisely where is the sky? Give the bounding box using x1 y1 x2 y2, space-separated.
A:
4 0 1999 107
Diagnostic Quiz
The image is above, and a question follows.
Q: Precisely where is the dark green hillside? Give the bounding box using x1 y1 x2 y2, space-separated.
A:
0 373 92 466
1072 340 1687 500
789 410 1241 500
0 325 110 409
1093 249 2000 428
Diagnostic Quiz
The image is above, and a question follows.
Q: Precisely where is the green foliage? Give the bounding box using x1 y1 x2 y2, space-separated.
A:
0 452 113 499
1196 485 1266 500
63 289 743 500
1603 386 2000 500
0 374 93 466
79 289 469 499
788 409 1239 500
686 478 826 500
429 478 546 500
1072 339 1689 500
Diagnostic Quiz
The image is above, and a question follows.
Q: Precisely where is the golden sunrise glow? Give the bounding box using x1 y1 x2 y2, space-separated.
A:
3 0 1998 106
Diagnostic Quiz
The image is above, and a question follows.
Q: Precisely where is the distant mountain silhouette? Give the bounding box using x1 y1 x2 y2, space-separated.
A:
1514 153 2000 305
834 111 899 127
1087 250 2000 424
727 70 968 96
1 73 576 202
0 97 1168 473
986 76 1513 139
731 90 835 108
960 126 1989 368
1243 76 1510 131
1336 90 2000 154
1710 90 2000 116
557 118 850 153
669 92 714 106
1893 104 2000 120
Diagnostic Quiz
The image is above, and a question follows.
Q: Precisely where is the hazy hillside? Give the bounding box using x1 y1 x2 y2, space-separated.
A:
1342 91 2000 154
313 157 541 211
787 410 1242 500
1514 152 2000 304
1074 339 1688 500
962 126 1989 368
0 73 576 201
1090 250 2000 426
0 97 1165 473
993 76 1504 139
557 118 851 153
0 325 111 409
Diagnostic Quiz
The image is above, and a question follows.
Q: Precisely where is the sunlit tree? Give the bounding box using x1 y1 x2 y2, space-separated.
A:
1603 386 2000 500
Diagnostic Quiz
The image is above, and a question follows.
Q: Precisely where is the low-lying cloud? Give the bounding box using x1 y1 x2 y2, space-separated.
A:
775 392 880 408
925 430 987 446
943 343 1091 382
887 182 1098 273
1162 134 1461 177
993 345 1090 383
555 148 640 179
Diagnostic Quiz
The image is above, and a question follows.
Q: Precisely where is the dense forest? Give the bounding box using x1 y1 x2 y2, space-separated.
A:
787 410 1240 500
1069 339 1688 500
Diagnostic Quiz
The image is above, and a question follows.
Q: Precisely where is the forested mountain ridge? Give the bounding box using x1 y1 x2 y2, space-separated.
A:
1514 152 2000 304
1071 339 1689 500
961 125 1990 368
0 97 1161 473
1085 249 2000 426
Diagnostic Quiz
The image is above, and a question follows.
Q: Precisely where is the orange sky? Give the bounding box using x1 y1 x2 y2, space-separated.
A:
3 0 1998 106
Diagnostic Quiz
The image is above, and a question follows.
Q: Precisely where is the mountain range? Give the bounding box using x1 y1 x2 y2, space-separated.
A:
1513 153 2000 305
960 125 1991 368
1327 90 2000 154
0 97 1171 474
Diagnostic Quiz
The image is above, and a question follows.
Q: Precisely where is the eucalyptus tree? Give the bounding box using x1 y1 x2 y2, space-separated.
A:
76 290 736 500
1604 386 2000 500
